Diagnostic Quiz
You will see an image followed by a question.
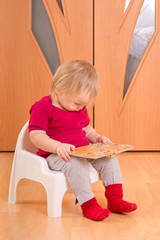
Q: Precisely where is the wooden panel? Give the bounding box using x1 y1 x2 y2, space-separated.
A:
94 0 160 150
0 0 93 150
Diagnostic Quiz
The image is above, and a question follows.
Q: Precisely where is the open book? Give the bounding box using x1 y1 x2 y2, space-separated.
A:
71 143 133 159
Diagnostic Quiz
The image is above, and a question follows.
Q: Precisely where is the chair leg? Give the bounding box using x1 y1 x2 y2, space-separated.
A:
44 179 68 217
8 177 19 204
8 155 20 204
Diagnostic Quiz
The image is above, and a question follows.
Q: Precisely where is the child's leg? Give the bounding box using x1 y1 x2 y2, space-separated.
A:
88 155 122 186
88 156 137 213
46 154 110 220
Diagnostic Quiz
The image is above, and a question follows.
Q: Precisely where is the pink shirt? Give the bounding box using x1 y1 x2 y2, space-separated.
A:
29 95 90 158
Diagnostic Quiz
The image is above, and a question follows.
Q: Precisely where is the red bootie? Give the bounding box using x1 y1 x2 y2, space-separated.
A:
105 184 137 213
81 197 110 221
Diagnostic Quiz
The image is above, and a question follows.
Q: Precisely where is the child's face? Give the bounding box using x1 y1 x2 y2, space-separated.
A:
57 91 91 111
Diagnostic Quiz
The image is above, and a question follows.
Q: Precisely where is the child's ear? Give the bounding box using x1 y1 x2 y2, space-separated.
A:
55 87 62 96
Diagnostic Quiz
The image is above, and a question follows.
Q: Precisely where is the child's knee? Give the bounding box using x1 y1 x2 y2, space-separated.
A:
66 157 89 173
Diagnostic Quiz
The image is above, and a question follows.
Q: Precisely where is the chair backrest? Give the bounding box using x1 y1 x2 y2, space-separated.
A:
16 121 38 154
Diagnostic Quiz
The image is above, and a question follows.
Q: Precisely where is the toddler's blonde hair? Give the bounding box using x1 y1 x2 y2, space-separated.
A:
51 60 99 101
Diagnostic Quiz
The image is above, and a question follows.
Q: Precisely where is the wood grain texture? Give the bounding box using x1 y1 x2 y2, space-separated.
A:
94 0 160 150
0 0 93 150
1 151 160 240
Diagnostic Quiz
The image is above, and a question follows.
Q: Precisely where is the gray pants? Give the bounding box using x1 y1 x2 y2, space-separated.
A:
46 154 122 205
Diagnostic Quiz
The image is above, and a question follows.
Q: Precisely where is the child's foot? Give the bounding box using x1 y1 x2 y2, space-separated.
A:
107 199 137 213
105 184 137 213
81 197 110 221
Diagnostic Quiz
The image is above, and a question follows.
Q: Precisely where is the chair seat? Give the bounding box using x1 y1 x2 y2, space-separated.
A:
8 121 100 217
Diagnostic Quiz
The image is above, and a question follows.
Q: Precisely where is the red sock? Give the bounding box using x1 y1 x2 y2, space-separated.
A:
81 197 110 221
105 184 137 213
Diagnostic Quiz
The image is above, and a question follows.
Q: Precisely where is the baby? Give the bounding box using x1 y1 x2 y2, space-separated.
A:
29 60 137 221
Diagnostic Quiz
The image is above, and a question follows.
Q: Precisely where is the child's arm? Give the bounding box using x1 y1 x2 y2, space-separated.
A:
84 125 112 144
29 130 75 161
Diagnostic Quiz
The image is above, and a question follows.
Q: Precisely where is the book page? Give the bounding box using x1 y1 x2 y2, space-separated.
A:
71 143 134 159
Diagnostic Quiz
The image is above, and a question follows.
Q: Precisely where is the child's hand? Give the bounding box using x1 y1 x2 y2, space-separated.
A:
96 135 112 144
56 143 75 161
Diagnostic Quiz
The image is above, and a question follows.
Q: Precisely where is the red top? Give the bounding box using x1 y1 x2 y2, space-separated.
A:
29 95 90 158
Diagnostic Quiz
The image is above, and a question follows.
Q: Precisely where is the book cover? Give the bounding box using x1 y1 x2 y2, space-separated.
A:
71 143 134 159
